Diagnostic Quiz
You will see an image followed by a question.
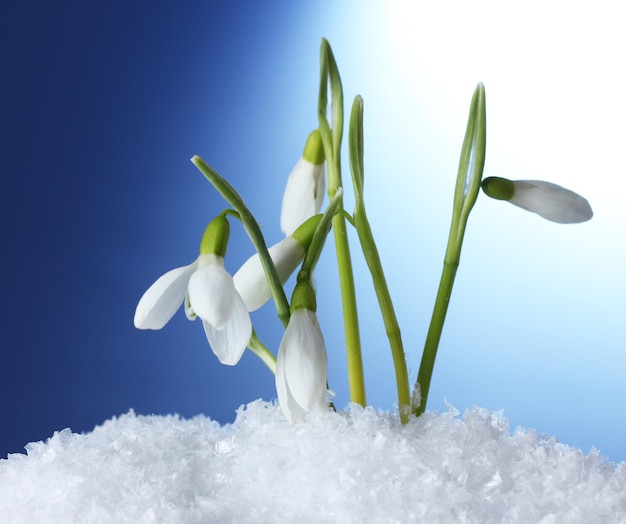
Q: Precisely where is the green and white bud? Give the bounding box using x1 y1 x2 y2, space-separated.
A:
482 176 593 224
275 280 327 422
233 215 322 312
280 130 326 236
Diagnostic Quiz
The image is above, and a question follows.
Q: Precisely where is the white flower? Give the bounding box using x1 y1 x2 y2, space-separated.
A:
481 177 593 224
507 180 593 223
275 309 328 422
280 130 326 236
233 237 306 312
134 253 251 366
280 158 325 236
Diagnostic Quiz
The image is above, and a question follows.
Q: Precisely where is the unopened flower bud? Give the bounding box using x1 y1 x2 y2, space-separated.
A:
482 177 593 224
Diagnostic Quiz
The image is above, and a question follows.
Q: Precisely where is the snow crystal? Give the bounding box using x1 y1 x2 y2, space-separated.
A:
1 401 624 523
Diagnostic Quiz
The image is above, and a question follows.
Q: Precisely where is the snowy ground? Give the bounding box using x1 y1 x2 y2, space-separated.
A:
1 400 624 523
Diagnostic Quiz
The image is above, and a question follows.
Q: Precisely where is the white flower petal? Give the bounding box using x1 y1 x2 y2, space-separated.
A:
275 351 306 423
133 262 197 330
188 256 236 329
233 237 305 312
283 311 327 410
280 158 325 236
276 309 327 421
201 293 252 366
510 180 593 224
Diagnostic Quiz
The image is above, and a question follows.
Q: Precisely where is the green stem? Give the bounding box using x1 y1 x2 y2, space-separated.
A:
318 38 366 406
354 208 411 420
191 155 290 327
413 258 458 414
332 214 366 405
248 330 276 374
349 95 410 422
300 189 344 281
413 83 486 416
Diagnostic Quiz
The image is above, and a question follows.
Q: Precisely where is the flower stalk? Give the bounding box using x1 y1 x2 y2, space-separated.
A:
191 155 291 327
349 95 411 422
318 38 366 407
413 83 487 416
247 330 276 374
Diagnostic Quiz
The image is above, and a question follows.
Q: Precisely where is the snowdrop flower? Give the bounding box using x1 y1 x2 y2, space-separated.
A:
481 176 593 224
276 281 328 422
134 215 251 366
280 130 325 236
233 214 321 312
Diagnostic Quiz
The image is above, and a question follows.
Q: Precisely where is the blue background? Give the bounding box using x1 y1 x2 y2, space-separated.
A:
3 2 625 463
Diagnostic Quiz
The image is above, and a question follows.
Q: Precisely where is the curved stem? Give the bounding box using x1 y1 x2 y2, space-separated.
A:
191 155 290 328
413 83 486 416
248 330 276 374
349 95 410 422
299 188 344 281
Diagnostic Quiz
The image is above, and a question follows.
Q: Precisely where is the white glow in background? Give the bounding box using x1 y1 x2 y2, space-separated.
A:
286 1 626 460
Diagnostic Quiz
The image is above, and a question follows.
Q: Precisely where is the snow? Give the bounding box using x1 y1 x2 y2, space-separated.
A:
1 400 625 523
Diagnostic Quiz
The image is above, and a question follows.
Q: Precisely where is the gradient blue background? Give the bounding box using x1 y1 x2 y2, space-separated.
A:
3 2 625 463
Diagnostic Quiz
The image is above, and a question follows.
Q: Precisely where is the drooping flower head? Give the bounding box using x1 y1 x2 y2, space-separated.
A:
134 214 252 366
233 214 321 312
280 130 326 236
275 280 328 422
481 176 593 224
